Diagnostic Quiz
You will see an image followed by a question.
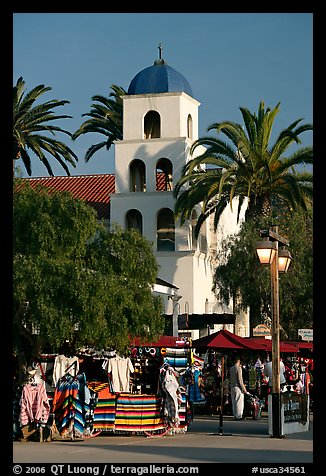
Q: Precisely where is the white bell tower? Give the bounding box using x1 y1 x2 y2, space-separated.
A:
109 50 229 335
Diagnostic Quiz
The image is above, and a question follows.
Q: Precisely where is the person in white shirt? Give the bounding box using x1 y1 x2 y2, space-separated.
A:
263 358 286 389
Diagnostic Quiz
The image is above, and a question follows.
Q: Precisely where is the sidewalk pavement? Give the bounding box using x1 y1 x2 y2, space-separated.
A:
13 413 313 465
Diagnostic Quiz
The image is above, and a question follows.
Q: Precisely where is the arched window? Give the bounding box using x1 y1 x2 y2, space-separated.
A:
144 110 161 139
187 114 193 140
130 159 146 192
157 208 175 251
126 209 143 234
156 158 173 191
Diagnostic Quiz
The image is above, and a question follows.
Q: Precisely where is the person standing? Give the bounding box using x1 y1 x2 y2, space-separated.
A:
263 357 286 390
229 356 247 420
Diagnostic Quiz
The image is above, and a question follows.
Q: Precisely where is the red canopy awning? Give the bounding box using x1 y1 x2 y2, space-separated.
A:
192 329 262 351
286 340 313 351
244 337 300 353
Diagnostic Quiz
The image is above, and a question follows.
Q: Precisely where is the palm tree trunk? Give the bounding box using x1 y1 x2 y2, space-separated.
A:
245 194 272 222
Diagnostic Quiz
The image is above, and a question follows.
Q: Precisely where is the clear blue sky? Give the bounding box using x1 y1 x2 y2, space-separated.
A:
13 12 313 178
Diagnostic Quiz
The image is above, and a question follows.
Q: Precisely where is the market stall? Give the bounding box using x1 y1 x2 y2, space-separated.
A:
113 335 193 434
55 336 193 438
192 330 314 422
192 329 262 432
13 336 194 441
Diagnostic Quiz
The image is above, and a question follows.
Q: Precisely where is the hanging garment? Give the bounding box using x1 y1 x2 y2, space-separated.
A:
188 368 205 403
83 388 98 436
29 360 55 394
159 365 182 425
19 382 50 427
103 356 134 393
52 372 89 437
52 355 79 387
74 373 91 436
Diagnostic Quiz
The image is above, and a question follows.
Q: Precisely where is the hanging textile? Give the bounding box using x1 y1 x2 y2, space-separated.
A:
176 389 190 431
87 381 116 432
52 355 79 387
102 356 134 393
19 381 50 427
83 389 99 436
186 367 205 403
159 364 182 426
115 394 164 432
52 372 89 438
33 360 55 393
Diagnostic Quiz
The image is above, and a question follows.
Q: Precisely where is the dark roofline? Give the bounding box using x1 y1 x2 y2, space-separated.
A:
156 277 179 289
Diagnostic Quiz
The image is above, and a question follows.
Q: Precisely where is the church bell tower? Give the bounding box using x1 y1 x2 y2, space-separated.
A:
109 48 230 337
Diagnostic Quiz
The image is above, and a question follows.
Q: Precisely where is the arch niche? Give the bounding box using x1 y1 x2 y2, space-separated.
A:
126 209 143 234
144 110 161 139
156 158 173 191
130 159 146 192
157 208 175 251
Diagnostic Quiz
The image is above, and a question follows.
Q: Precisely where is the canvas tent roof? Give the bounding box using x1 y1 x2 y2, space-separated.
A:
192 329 262 351
244 337 303 353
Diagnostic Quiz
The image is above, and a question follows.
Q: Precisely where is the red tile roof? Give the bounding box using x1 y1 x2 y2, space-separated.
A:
18 172 169 220
19 174 115 220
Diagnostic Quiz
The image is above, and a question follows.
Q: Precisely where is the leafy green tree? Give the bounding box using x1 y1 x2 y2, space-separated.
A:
85 224 165 351
13 77 78 176
212 209 313 339
174 101 313 237
72 84 125 163
13 181 164 380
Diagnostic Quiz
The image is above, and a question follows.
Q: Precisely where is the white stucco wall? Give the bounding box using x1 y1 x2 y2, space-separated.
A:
155 252 217 316
114 139 189 194
122 92 200 141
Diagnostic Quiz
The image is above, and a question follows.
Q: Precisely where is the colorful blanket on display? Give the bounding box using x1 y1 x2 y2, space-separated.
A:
87 381 116 432
115 393 164 432
163 347 190 370
52 373 88 437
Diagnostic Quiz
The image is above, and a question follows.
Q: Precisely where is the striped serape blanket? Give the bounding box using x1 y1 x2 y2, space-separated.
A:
87 381 116 432
115 393 165 432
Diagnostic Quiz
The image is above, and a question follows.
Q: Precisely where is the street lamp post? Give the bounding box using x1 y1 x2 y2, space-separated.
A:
255 225 292 438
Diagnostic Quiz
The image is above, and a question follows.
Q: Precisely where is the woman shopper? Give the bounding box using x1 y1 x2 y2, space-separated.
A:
229 356 247 420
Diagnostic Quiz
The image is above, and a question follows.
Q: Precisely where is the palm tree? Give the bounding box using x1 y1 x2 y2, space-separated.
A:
174 101 313 237
13 77 78 176
71 84 126 163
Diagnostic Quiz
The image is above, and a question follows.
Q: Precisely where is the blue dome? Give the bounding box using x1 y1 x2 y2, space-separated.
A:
128 59 193 97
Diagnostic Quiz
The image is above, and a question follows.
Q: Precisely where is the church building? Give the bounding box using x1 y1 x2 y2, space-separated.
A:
22 50 250 339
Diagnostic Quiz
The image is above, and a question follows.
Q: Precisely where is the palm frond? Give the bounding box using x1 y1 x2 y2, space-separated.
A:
174 100 313 234
13 77 78 176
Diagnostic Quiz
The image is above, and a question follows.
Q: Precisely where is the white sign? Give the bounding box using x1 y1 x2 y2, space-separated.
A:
298 329 313 341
